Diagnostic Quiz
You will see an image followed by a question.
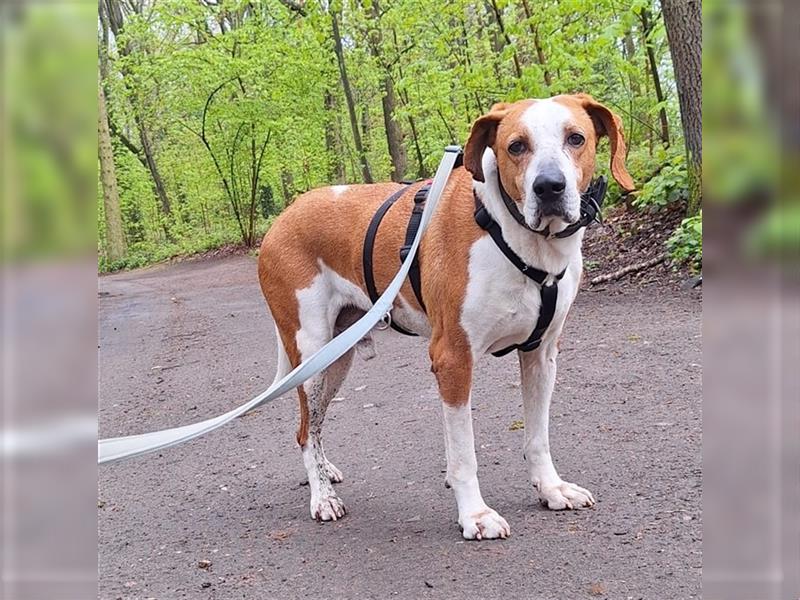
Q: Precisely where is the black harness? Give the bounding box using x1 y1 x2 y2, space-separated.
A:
361 150 607 353
474 175 607 356
362 181 433 336
496 172 607 239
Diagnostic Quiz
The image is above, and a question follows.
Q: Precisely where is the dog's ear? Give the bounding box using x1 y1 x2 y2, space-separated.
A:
464 106 510 183
575 94 635 191
489 101 511 112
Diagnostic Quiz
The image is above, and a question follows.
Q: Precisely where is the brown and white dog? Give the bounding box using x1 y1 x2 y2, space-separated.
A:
258 94 635 540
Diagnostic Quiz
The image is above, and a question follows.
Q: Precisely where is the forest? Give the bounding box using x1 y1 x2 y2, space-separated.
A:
97 0 702 272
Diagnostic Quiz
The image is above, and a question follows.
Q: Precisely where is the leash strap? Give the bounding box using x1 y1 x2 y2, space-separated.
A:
474 195 566 357
98 145 464 465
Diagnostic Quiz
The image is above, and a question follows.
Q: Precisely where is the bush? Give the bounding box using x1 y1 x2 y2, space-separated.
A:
98 228 244 273
632 152 689 211
667 211 702 273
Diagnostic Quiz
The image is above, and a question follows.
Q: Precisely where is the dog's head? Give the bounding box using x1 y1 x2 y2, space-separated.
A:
464 94 635 232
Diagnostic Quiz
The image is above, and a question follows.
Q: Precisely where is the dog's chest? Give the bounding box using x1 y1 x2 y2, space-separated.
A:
460 236 580 355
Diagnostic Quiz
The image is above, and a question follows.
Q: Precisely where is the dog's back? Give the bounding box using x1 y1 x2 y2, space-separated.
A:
258 183 400 294
258 181 435 352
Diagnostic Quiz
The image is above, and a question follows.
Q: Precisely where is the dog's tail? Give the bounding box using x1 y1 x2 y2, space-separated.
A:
271 324 292 387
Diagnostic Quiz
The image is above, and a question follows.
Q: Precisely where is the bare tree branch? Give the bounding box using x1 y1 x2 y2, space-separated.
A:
109 121 145 162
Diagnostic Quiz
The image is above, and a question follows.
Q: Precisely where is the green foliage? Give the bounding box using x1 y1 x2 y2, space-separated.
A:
746 203 800 260
667 211 702 272
632 152 688 210
98 0 684 270
98 227 243 273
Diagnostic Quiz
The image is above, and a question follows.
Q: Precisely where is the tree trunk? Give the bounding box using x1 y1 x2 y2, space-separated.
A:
640 7 670 146
366 2 407 182
323 91 346 183
280 168 295 204
662 0 702 215
407 113 427 179
488 0 522 79
520 0 552 88
136 117 171 216
331 10 373 183
380 75 408 181
104 0 172 220
98 84 127 262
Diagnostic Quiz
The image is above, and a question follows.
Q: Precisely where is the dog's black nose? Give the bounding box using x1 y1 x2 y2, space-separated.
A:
533 172 566 203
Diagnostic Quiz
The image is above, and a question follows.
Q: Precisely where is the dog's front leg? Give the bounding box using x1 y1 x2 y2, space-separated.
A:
519 344 595 510
432 340 510 540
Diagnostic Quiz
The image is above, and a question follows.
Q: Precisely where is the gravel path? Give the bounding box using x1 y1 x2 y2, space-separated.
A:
98 254 702 600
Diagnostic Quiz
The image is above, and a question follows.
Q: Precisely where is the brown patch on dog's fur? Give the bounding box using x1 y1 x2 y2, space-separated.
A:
464 100 535 189
259 171 484 437
465 95 634 196
555 94 635 191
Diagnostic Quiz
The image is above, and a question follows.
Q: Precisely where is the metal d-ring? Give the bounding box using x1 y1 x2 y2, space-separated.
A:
375 311 392 331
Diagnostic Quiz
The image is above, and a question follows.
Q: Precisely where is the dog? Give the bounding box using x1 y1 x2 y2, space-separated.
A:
258 94 635 540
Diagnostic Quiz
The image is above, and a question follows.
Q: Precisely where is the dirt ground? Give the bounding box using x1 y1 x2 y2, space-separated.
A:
98 253 702 600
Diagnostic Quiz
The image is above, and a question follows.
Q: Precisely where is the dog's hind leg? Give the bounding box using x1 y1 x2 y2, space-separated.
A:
293 297 362 521
297 351 353 521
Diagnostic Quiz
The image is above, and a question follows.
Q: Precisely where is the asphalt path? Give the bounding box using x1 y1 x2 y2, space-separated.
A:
98 254 702 599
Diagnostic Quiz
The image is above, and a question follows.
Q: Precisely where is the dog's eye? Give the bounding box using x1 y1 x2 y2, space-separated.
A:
567 133 585 147
508 140 527 156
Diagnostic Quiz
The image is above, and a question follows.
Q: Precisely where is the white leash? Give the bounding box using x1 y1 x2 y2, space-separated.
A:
98 146 463 465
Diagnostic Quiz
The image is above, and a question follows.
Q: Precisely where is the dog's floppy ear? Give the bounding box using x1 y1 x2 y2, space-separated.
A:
489 101 511 112
576 94 635 191
464 106 510 183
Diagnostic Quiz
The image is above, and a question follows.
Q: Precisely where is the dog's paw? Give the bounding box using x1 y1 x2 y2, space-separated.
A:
538 481 595 510
310 493 346 521
459 508 510 540
324 460 343 483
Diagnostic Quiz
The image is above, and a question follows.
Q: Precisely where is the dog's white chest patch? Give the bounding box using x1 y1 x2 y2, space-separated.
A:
460 236 578 355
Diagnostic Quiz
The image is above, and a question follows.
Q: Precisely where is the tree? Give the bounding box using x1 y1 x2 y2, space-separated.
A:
366 0 408 182
98 83 126 261
185 79 271 247
638 5 670 146
662 0 702 215
331 8 373 183
101 0 173 225
95 0 689 269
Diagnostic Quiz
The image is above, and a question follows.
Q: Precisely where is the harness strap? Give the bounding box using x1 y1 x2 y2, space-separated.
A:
400 184 430 313
496 174 607 239
362 150 464 336
363 185 417 336
474 194 566 357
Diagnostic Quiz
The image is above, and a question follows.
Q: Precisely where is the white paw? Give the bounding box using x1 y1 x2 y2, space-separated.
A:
538 481 595 510
459 508 510 540
324 460 343 483
310 493 347 521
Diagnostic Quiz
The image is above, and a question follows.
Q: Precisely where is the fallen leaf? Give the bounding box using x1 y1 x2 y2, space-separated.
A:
588 582 605 596
509 420 524 431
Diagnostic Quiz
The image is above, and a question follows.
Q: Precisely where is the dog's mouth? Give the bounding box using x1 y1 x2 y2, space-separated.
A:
531 210 579 233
